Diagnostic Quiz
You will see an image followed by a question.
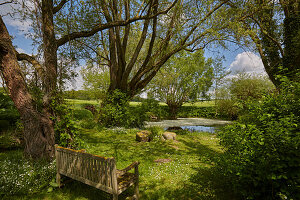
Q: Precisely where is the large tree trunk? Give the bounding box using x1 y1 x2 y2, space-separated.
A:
167 103 180 120
0 16 55 159
283 15 300 81
42 0 58 107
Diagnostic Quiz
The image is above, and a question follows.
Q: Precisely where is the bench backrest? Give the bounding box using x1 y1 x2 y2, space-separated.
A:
55 145 118 194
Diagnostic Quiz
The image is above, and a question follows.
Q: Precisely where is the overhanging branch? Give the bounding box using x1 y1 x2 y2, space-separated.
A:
56 0 178 47
16 53 44 78
53 0 68 14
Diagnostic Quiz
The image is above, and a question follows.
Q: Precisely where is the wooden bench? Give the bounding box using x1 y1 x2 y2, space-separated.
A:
55 145 139 200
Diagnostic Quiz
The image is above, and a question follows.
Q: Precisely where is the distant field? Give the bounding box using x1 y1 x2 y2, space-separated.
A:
182 101 215 107
65 99 215 108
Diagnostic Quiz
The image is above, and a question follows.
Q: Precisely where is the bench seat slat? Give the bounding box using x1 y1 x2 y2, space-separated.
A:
55 145 139 199
59 170 113 194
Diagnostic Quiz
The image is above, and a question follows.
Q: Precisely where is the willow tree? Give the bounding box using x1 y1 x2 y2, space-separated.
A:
0 0 175 159
60 0 231 98
227 0 300 87
147 50 214 119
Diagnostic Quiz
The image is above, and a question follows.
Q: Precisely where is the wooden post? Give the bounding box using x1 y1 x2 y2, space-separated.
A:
134 164 139 199
55 144 61 187
111 159 118 200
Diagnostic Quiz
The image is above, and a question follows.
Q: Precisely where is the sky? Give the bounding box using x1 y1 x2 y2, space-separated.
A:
0 1 268 91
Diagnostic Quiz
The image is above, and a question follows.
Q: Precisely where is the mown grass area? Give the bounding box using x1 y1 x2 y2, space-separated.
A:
65 99 215 108
1 128 235 200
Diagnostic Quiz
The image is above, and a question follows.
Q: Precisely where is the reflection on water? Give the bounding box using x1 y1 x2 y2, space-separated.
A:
167 125 218 133
182 125 216 133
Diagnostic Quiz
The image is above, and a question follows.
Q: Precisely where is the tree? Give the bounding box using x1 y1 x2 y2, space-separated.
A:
215 72 275 119
227 0 300 87
81 63 110 100
148 50 213 119
57 0 231 98
0 0 176 159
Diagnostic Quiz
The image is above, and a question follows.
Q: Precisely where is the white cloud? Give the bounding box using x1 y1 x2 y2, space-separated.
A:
229 52 266 75
0 0 33 35
15 47 27 54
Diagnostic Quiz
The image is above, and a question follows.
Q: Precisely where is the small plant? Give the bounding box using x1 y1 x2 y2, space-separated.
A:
146 126 164 140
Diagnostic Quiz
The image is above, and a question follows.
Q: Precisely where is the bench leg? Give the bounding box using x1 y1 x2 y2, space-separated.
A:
113 193 118 200
56 173 61 188
134 180 139 200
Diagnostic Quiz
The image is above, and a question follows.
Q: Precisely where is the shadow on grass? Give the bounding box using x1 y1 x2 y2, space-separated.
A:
54 130 237 199
141 167 236 200
14 178 135 200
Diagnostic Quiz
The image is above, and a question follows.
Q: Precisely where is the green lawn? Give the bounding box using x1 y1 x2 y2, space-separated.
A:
1 128 235 200
65 99 215 108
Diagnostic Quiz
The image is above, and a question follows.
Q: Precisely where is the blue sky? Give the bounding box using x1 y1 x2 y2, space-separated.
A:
1 2 267 90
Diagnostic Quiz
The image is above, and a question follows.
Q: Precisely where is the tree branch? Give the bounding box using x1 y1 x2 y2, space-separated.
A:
250 16 284 57
16 53 44 79
56 0 178 47
0 0 16 6
53 0 68 14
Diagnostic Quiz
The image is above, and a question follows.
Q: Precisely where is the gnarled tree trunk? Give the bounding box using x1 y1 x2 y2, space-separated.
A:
0 16 55 159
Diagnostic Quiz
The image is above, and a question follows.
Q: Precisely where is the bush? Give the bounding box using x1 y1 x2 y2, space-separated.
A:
72 109 94 121
217 80 300 199
0 152 56 197
146 126 164 140
79 120 97 129
0 93 20 127
139 98 168 120
99 90 148 128
51 97 83 149
215 99 239 120
177 106 217 119
0 130 22 149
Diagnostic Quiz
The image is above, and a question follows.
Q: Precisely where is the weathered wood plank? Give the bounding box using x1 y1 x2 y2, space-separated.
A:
59 170 113 193
55 145 139 199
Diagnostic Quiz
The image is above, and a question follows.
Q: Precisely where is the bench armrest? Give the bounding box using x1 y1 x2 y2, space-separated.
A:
117 161 140 176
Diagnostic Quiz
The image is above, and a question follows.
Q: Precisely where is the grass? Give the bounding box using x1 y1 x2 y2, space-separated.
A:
65 99 215 108
2 127 235 200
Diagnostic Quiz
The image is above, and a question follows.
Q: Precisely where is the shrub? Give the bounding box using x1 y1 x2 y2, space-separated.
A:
51 97 83 149
177 106 217 119
99 90 147 128
72 109 94 121
146 126 164 140
217 80 300 199
0 152 56 197
79 120 97 129
0 93 20 127
215 99 239 120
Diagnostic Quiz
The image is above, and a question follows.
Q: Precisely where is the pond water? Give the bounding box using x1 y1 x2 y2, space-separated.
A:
166 125 220 133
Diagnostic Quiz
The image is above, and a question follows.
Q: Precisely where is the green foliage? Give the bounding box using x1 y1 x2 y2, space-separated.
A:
139 98 168 120
148 50 214 118
216 73 275 119
72 109 93 121
177 106 218 119
80 64 110 100
79 120 97 129
99 90 142 128
64 90 98 100
0 130 22 150
146 126 164 140
0 151 56 197
0 92 20 128
217 80 300 199
51 96 83 149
